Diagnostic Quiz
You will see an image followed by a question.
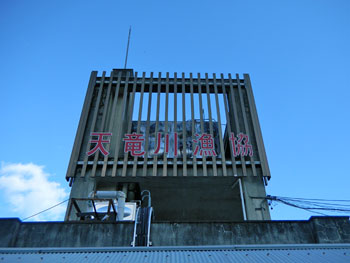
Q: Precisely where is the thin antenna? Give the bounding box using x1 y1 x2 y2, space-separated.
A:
124 26 132 69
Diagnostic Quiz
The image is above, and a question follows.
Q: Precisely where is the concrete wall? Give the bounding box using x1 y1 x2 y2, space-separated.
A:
0 219 134 247
1 217 349 248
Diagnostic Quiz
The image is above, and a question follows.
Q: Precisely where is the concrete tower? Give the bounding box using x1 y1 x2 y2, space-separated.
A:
65 69 271 222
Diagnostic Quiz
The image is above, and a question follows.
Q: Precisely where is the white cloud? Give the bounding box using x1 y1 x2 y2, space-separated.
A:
0 162 68 221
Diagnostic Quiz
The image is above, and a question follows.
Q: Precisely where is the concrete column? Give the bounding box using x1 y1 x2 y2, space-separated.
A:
64 173 96 221
240 176 270 220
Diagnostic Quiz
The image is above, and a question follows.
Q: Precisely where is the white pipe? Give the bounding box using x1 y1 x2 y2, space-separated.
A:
94 191 126 221
146 207 153 247
116 191 126 221
94 191 119 199
238 179 247 221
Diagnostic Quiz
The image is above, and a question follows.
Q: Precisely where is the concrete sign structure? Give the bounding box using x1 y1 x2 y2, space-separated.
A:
65 69 271 222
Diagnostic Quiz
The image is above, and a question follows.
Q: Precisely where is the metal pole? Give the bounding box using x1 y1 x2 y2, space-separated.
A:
238 178 247 220
124 26 131 69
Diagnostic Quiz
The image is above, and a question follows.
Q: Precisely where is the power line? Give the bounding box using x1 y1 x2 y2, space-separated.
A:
276 198 328 216
272 195 350 202
263 195 350 216
20 194 350 221
22 199 69 221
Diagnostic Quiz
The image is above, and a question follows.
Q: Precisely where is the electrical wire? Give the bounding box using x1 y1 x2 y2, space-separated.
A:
22 199 69 221
264 195 350 216
20 195 350 220
270 196 350 202
276 199 328 216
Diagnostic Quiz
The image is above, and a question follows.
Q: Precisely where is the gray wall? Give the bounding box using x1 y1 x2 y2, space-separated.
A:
1 217 349 248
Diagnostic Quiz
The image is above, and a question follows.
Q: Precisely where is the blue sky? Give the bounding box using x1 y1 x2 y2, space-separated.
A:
0 0 349 221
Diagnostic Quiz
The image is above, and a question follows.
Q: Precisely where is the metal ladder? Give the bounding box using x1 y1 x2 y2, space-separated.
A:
132 190 153 247
132 207 153 247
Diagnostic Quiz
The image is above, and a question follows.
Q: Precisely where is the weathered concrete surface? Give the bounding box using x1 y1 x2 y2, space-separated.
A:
0 217 349 247
95 177 245 222
311 217 350 243
0 219 21 247
151 221 315 246
0 220 134 248
241 176 271 220
65 175 97 221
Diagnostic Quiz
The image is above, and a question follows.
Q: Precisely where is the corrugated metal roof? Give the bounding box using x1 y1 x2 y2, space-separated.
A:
1 244 349 263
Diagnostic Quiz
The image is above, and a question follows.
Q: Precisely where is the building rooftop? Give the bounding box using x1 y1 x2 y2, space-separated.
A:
1 244 350 263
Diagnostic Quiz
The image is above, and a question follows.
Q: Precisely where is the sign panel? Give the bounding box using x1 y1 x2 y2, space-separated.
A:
86 121 253 158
